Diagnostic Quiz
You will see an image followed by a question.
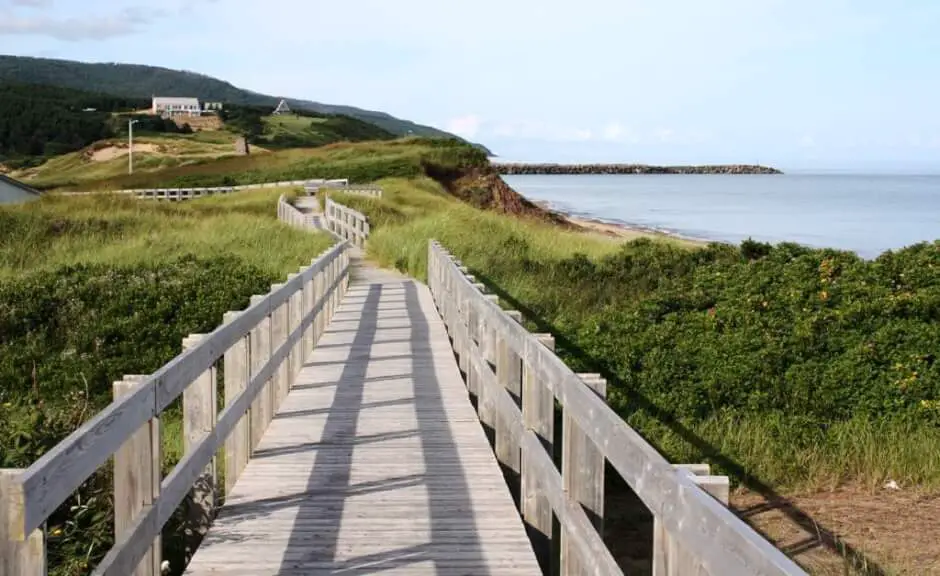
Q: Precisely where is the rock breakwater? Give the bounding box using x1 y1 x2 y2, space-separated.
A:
492 163 782 175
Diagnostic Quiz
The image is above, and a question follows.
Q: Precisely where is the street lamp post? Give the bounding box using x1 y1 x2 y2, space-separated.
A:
128 119 140 175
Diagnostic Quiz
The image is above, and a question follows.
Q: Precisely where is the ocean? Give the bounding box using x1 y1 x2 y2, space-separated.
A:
501 173 940 259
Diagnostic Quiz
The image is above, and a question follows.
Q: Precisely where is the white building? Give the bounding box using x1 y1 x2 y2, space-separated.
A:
152 96 202 118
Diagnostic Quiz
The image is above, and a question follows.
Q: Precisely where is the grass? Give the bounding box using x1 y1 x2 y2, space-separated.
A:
0 187 333 575
0 187 328 277
48 137 486 192
11 131 267 190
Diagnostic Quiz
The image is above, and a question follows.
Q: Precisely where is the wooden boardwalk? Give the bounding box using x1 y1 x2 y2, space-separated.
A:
183 261 541 575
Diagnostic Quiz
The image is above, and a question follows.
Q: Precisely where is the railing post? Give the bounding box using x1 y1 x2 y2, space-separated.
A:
465 280 482 399
182 335 218 555
249 295 272 452
495 310 524 501
561 374 607 576
112 374 161 576
300 266 313 362
653 464 730 576
522 333 556 573
1 470 45 575
270 283 289 410
313 258 325 346
287 274 303 386
223 311 250 495
477 292 499 443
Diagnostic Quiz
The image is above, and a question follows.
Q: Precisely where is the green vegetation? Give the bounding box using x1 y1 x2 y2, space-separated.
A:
0 55 490 151
5 135 938 574
56 137 488 192
0 189 332 575
220 104 395 148
11 132 250 190
0 83 149 165
338 176 940 494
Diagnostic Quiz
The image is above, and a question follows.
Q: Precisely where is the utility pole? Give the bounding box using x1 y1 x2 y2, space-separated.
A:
128 119 140 175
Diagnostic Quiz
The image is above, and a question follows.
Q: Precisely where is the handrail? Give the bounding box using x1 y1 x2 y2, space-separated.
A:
427 240 808 576
57 179 350 200
2 227 351 573
277 194 309 229
304 183 382 198
324 197 370 248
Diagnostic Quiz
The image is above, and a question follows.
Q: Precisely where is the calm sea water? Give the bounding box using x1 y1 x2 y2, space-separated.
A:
501 174 940 259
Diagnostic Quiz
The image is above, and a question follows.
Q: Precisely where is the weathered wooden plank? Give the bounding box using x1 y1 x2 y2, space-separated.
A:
0 470 45 575
561 374 607 576
94 274 341 576
222 311 250 495
10 243 348 540
522 332 555 570
429 241 806 576
270 285 290 410
113 376 162 576
466 338 622 576
249 295 272 453
185 264 540 575
182 335 218 555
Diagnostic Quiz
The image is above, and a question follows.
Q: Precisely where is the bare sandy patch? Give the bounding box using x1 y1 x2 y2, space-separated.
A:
90 143 159 162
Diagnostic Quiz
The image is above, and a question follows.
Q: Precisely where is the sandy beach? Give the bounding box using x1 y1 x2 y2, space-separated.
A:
533 200 707 246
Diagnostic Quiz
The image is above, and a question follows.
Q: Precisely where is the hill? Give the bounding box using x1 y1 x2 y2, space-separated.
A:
0 82 155 164
0 55 491 154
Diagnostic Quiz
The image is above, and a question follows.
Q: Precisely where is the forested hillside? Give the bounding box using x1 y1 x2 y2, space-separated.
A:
0 55 490 152
0 83 147 163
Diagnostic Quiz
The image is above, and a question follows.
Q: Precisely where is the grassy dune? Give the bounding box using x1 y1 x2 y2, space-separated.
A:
0 187 332 575
11 131 265 190
51 137 485 191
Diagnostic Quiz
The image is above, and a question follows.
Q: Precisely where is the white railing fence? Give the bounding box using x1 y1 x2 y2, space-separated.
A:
1 229 351 574
426 240 808 576
324 197 370 248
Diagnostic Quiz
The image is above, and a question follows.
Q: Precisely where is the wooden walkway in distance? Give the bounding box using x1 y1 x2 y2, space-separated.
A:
183 260 541 575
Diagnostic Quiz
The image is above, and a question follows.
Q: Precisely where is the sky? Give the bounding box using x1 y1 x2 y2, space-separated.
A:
2 0 940 171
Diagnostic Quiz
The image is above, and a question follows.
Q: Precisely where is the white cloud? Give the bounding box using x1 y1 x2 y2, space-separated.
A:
490 120 597 142
602 122 623 141
653 128 675 143
800 134 816 148
445 115 482 139
0 6 165 40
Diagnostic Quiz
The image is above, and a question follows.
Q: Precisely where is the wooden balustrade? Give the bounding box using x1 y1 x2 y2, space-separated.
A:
304 183 382 198
324 197 370 248
1 241 351 575
57 179 350 200
426 240 808 576
277 194 309 229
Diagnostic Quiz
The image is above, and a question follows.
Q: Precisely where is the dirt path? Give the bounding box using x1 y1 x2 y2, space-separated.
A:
732 486 940 575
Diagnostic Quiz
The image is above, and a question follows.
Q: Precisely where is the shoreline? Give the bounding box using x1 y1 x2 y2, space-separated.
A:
493 162 782 175
532 199 712 246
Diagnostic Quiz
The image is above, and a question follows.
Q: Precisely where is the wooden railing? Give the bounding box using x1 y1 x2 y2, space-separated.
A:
277 193 309 229
57 179 349 200
1 236 351 574
427 240 808 576
304 183 383 198
324 197 370 248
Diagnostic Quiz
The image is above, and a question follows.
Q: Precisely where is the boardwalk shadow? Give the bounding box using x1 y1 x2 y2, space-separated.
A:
471 270 889 576
204 276 492 574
